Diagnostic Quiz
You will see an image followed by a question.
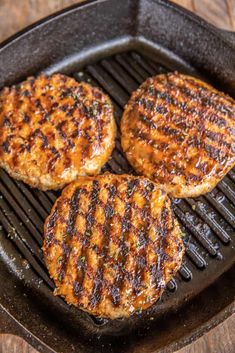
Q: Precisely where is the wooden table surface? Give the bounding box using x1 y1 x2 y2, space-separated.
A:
0 0 234 352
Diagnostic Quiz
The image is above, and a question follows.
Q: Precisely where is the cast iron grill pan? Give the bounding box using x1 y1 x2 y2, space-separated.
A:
0 1 234 352
1 48 234 328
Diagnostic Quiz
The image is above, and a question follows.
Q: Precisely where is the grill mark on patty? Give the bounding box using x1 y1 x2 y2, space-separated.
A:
56 121 67 140
130 129 170 152
90 195 159 245
69 106 93 152
2 116 12 127
152 202 170 290
55 121 76 154
48 147 61 172
204 143 227 163
161 204 173 261
89 183 117 308
44 203 60 252
110 179 139 305
181 76 235 109
134 101 198 138
23 128 49 153
130 113 233 177
186 173 202 182
206 114 228 128
136 84 229 142
91 98 103 146
138 113 157 129
142 79 233 131
2 138 11 153
57 188 82 283
158 126 186 142
166 75 234 119
38 112 50 125
135 89 201 131
137 98 155 111
195 161 210 174
205 130 232 151
36 129 49 148
134 103 191 133
143 87 196 117
80 100 104 159
132 182 154 295
73 180 100 300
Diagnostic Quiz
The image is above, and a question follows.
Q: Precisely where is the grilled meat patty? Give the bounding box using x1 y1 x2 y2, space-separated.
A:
0 74 116 190
121 72 235 198
43 174 184 319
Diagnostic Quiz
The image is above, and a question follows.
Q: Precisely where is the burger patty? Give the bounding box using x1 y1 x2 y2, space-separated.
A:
43 174 184 319
121 72 235 198
0 74 116 190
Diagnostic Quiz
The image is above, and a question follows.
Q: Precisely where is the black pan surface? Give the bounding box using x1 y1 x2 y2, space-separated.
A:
0 1 235 353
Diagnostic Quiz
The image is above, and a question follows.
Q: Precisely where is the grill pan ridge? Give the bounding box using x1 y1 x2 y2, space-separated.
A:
0 1 235 353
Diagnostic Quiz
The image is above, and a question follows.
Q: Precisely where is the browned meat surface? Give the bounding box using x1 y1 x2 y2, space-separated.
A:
0 74 116 190
43 174 184 319
121 72 235 198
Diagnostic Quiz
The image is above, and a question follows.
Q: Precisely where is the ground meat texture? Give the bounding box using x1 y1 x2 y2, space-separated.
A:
0 74 116 190
43 174 184 319
121 72 235 198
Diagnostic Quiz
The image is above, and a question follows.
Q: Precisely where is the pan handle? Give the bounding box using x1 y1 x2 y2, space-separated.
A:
216 29 235 47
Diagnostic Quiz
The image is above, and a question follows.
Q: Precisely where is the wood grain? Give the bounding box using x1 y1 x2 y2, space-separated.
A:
0 0 81 43
174 0 235 30
177 315 235 353
0 0 234 43
0 0 235 353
